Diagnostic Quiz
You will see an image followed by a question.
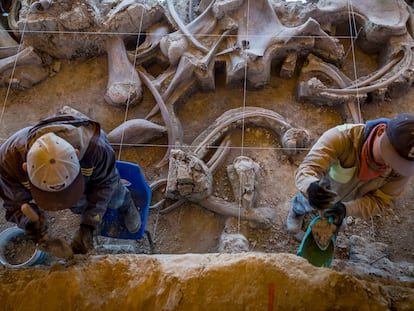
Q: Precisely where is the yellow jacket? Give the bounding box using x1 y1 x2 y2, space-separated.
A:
295 122 410 218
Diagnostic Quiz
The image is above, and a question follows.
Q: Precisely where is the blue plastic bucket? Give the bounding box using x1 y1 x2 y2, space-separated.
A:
0 227 47 268
100 160 152 240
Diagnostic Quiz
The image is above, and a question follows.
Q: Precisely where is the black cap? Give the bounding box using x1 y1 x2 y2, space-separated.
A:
379 113 414 176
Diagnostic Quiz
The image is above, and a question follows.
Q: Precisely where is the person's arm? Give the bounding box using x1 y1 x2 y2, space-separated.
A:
295 125 354 196
344 175 410 218
0 132 34 229
0 177 32 229
79 133 118 229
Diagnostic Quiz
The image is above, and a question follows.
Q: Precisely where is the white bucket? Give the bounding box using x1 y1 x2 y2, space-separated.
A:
0 227 47 268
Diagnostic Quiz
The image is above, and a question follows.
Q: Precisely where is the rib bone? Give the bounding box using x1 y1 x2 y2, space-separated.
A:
191 106 310 160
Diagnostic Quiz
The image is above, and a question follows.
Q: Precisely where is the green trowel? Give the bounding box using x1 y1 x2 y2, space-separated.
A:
296 216 337 268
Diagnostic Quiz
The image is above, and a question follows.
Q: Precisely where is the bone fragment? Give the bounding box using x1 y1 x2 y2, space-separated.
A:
57 106 90 118
0 21 18 47
166 0 208 53
161 31 233 101
166 149 212 202
7 0 19 32
218 233 249 253
105 36 142 107
159 198 186 214
107 119 167 148
227 156 259 210
280 52 297 79
198 196 277 229
1 65 48 89
30 0 52 13
0 47 43 76
131 24 169 64
281 128 311 156
0 46 21 59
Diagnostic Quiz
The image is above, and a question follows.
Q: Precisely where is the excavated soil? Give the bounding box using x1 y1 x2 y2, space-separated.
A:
3 234 36 265
0 2 413 308
0 54 413 266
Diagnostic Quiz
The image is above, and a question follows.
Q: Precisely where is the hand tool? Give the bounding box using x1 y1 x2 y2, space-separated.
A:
21 203 73 259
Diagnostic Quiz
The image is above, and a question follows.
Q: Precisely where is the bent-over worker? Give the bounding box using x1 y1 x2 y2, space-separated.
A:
0 114 141 254
287 113 414 241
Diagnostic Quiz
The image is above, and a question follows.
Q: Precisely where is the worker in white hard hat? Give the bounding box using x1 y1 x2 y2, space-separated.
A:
0 114 141 254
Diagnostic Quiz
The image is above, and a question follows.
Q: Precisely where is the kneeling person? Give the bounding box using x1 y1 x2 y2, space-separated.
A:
0 114 141 254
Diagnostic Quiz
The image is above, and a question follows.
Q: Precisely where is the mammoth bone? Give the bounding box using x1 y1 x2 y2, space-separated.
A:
105 36 143 107
147 106 310 227
0 21 47 88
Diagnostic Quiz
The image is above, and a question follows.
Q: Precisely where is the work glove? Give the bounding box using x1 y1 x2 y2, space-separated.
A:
324 201 346 227
71 224 94 254
307 179 337 210
24 204 48 243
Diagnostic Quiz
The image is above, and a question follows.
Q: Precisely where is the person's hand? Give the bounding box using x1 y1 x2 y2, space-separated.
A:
71 224 94 254
324 201 346 226
307 179 337 210
24 204 48 243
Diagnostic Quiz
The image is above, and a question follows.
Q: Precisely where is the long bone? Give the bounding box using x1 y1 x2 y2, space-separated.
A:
156 191 277 227
157 193 278 227
104 36 142 107
137 66 181 167
0 46 42 75
198 196 277 229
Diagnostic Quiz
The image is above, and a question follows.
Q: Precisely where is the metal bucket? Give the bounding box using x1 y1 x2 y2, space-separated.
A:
0 227 47 268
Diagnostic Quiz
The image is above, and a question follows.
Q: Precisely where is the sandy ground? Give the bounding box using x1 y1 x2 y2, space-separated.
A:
0 51 413 267
0 0 413 271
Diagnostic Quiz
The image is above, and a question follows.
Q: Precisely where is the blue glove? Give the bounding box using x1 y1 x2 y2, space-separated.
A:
324 202 346 226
